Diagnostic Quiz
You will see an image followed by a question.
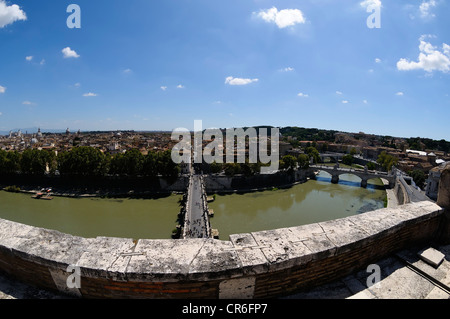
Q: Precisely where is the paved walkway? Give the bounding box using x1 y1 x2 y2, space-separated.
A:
383 179 399 208
285 243 450 299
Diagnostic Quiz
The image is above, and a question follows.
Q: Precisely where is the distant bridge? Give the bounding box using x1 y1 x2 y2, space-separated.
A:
310 164 396 188
319 152 345 162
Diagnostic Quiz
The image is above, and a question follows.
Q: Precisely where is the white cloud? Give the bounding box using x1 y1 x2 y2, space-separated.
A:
0 0 27 28
297 92 309 97
160 86 168 91
177 84 185 89
420 0 437 18
123 68 132 74
336 91 343 95
397 37 450 73
256 7 305 29
74 82 81 87
342 100 349 104
281 67 294 72
363 100 368 104
396 92 404 96
83 92 97 97
0 85 5 93
375 58 381 63
25 56 33 61
225 76 259 86
62 47 80 59
360 0 382 10
40 59 45 65
22 101 36 105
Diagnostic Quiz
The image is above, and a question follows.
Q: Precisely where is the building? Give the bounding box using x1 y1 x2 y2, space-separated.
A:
425 162 449 201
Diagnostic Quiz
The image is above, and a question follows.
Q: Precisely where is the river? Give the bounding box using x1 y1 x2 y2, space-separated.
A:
0 172 386 240
208 172 387 239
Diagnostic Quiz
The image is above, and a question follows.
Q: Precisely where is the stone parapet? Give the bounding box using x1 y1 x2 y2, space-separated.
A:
0 201 444 298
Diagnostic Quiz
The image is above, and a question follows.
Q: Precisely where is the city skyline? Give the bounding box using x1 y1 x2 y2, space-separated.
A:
0 0 449 140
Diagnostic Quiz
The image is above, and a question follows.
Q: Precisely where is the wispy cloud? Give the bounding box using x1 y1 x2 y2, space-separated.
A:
342 100 349 104
0 85 6 93
22 100 36 105
396 92 404 96
336 91 343 95
360 0 382 10
0 0 27 28
255 7 306 29
225 76 259 86
62 47 80 58
160 86 168 91
281 67 294 72
297 92 309 97
25 56 33 61
420 0 437 18
83 92 97 97
177 84 185 89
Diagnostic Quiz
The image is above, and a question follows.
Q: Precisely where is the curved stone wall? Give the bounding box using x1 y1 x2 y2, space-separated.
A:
0 201 444 299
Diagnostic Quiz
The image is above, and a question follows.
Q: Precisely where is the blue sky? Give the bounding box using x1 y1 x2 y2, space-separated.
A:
0 0 449 140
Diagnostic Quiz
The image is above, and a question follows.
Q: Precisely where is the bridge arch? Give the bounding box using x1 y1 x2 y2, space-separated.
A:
310 165 395 189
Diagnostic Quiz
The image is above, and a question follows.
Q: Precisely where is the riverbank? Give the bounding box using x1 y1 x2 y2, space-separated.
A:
0 185 182 199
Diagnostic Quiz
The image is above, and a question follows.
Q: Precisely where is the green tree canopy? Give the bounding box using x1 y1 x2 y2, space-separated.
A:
58 146 108 176
377 151 398 172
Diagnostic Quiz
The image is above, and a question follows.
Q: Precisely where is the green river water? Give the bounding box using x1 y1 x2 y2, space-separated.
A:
0 172 386 240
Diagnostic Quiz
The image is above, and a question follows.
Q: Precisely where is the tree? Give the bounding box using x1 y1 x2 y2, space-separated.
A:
280 155 297 171
109 149 144 176
156 150 180 177
305 146 320 164
366 162 376 170
142 151 158 177
58 146 108 176
377 151 398 172
342 154 354 166
224 163 240 177
20 149 55 175
409 170 426 189
0 150 21 175
297 154 310 169
210 161 223 174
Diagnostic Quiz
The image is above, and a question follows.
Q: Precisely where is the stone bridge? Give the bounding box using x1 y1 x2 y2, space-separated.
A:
319 152 345 163
182 174 212 239
310 164 396 188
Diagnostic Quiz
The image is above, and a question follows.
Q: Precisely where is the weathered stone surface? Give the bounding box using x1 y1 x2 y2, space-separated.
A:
318 217 370 253
189 239 242 279
13 227 89 267
127 239 205 281
418 247 445 268
229 233 268 271
251 228 313 270
77 236 135 280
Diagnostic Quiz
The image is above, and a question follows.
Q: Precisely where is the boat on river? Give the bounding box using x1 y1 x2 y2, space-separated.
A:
32 189 54 200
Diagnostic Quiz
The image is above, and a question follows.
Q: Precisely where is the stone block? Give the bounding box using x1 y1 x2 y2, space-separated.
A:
418 248 445 268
